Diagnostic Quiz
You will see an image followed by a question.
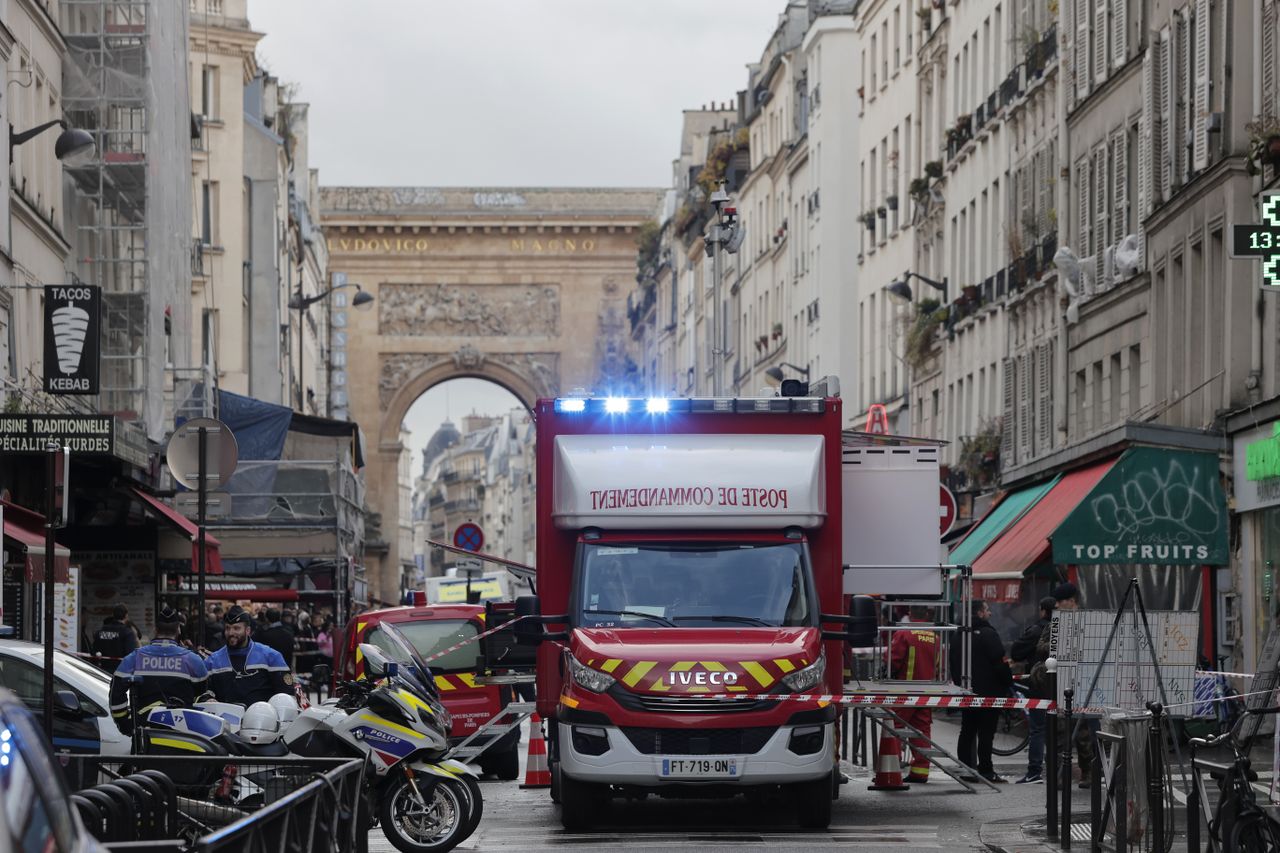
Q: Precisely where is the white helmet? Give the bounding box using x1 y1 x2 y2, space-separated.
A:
267 692 299 725
240 701 281 745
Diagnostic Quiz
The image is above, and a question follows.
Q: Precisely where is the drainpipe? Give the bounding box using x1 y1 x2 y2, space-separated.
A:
1249 0 1265 402
1056 5 1070 447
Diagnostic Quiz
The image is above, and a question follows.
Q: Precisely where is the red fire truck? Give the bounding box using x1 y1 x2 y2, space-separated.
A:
515 385 945 829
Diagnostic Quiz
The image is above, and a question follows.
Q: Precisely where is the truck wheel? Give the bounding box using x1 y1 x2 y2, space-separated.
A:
794 775 833 829
558 772 604 830
549 761 562 804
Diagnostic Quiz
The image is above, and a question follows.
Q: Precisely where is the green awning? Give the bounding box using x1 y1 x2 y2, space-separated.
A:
949 475 1061 567
1051 447 1228 565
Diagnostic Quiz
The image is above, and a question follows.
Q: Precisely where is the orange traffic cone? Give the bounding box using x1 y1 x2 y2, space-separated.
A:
520 712 552 789
868 726 910 791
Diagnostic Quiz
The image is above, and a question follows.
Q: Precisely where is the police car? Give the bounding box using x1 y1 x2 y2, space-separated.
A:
0 641 129 755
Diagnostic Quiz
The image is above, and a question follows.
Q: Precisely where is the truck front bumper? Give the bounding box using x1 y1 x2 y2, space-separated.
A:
557 721 832 787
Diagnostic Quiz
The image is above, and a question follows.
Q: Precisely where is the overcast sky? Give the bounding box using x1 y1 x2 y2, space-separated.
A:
250 1 788 467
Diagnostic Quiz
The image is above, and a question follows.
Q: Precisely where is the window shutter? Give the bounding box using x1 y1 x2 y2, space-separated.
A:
1139 40 1154 217
1094 145 1108 286
1192 0 1210 171
1001 357 1016 462
1018 352 1034 461
1160 28 1173 200
1037 342 1054 454
1094 0 1109 84
1076 0 1092 100
1111 0 1128 68
1077 155 1091 290
1177 12 1191 185
1112 129 1128 244
1264 4 1277 115
1035 150 1048 234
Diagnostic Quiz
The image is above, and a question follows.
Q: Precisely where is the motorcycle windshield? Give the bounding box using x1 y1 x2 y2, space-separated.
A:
378 621 442 700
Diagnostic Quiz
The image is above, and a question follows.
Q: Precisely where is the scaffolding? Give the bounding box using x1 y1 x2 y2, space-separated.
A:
60 0 192 439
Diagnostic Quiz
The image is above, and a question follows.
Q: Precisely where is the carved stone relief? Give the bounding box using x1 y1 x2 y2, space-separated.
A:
378 284 561 338
379 351 560 408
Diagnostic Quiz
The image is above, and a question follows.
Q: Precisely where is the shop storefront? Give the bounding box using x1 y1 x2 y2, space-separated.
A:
1232 419 1280 672
952 445 1229 654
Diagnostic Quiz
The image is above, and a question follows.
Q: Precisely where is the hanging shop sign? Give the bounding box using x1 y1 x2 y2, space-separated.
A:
0 414 114 455
43 285 101 395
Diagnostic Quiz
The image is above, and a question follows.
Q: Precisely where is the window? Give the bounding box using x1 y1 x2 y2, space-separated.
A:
200 180 216 245
201 64 218 119
1110 353 1122 424
1128 344 1141 415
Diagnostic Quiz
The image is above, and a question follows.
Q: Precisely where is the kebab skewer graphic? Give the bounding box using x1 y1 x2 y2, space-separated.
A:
51 303 90 374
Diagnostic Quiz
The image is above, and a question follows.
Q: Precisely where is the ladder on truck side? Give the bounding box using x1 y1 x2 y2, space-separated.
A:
860 706 998 792
444 701 536 764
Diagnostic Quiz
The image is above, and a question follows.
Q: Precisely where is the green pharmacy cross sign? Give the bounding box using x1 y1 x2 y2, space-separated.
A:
1232 191 1280 288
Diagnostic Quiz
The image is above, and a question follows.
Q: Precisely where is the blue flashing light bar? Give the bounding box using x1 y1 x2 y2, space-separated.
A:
551 397 825 414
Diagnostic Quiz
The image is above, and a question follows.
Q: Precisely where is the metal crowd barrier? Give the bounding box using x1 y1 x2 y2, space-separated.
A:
67 754 369 853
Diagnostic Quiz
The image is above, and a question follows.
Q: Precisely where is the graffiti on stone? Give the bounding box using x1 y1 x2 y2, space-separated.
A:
378 284 560 338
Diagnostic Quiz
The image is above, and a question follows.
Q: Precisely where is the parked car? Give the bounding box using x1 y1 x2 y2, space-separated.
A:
338 603 523 779
0 641 129 755
0 687 109 852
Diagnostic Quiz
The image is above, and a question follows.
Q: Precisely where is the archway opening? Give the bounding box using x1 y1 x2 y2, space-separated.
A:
400 377 536 596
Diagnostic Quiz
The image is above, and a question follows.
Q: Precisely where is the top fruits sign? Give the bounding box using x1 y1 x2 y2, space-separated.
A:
43 285 100 395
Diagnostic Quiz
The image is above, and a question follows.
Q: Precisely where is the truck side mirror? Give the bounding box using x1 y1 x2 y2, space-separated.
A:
514 595 544 646
848 595 878 648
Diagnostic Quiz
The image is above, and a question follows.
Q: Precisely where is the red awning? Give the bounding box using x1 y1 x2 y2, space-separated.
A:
1 500 71 583
132 488 223 574
971 458 1117 576
203 588 299 603
975 578 1023 603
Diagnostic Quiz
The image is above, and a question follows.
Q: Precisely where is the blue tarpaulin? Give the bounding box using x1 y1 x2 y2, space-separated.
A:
217 390 292 516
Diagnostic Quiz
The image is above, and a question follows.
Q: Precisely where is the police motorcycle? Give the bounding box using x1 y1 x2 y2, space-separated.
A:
281 622 481 853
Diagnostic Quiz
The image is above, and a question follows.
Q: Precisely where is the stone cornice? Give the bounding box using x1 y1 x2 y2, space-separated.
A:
320 186 661 222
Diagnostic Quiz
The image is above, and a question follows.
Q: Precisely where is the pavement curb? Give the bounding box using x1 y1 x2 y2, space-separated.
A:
979 816 1061 853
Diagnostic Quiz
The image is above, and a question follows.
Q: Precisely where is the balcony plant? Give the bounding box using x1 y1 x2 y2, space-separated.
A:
886 194 899 211
916 6 932 22
909 177 930 199
905 300 949 370
876 206 888 219
772 322 784 340
861 212 877 230
924 160 944 179
958 418 1002 486
1246 115 1280 173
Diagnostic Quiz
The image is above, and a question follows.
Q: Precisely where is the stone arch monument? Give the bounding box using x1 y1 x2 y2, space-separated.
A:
321 187 661 603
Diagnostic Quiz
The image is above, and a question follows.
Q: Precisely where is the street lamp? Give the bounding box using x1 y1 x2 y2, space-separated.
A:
885 271 949 304
288 282 373 410
11 120 96 166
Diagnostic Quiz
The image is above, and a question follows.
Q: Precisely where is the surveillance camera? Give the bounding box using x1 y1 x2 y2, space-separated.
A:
725 225 746 254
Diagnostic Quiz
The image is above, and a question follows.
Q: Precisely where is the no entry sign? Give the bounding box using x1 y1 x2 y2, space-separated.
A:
940 485 957 537
453 522 484 553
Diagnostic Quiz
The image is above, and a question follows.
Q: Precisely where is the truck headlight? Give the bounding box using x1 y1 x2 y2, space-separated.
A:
566 654 616 694
781 656 825 693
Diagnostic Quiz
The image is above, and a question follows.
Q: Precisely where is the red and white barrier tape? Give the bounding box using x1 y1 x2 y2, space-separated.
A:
420 615 533 664
695 693 1059 710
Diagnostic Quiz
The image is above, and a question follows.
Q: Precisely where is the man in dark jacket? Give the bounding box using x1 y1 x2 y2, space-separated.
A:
92 605 139 673
205 606 293 706
951 599 1012 783
1011 596 1056 783
256 608 296 668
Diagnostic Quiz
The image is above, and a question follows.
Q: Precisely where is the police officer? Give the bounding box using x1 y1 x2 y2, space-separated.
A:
108 605 209 734
92 605 139 674
205 605 294 706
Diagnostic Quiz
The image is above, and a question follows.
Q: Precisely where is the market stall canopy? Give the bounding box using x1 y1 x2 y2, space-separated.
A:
132 488 223 574
2 499 70 582
971 458 1116 576
1050 447 1227 565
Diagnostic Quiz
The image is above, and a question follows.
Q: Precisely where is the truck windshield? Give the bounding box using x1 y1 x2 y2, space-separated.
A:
368 619 478 673
575 542 814 629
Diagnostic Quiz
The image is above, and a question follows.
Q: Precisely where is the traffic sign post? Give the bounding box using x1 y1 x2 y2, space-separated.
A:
1230 191 1280 288
453 523 485 553
939 484 957 537
166 418 238 624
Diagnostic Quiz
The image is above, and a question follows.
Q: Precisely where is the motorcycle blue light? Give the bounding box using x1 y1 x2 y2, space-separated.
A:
646 398 670 414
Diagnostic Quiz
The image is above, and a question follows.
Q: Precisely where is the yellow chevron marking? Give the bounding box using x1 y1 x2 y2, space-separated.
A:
670 661 696 672
434 676 456 691
740 661 776 688
587 659 596 666
477 613 486 622
357 622 366 634
727 685 748 692
456 673 479 688
150 737 206 753
621 660 657 687
649 679 670 692
600 659 623 673
774 659 797 673
700 661 728 672
355 648 364 663
686 685 709 693
397 689 435 715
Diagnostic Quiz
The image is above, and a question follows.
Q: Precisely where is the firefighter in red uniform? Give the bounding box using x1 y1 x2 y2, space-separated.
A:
890 605 938 783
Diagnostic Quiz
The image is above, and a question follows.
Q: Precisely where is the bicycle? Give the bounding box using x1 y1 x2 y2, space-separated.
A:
991 680 1031 756
1188 705 1280 852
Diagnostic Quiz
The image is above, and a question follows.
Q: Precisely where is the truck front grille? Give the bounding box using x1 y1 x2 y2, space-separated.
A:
609 686 776 714
620 726 776 755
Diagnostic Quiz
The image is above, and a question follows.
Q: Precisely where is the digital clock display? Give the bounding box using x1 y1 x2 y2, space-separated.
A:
1231 224 1280 257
